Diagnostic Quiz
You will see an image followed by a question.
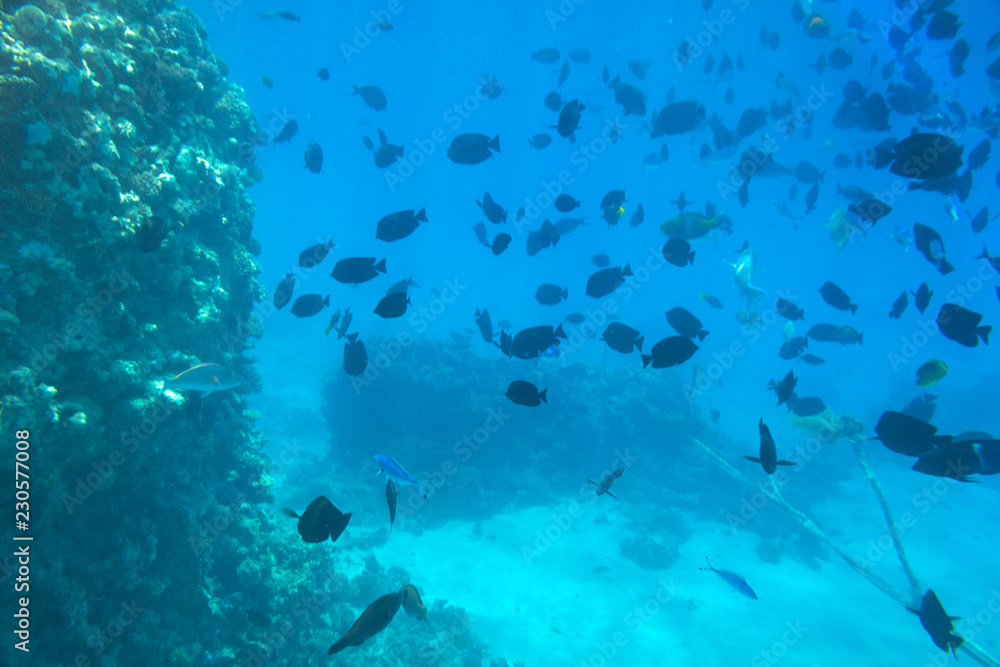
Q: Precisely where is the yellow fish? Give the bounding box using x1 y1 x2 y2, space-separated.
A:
399 584 427 621
916 360 948 386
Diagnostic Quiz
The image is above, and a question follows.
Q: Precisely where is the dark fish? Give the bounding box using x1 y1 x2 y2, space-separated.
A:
599 189 626 210
769 371 797 406
555 100 585 140
569 48 591 63
385 480 397 534
591 254 610 268
377 208 428 242
535 284 568 306
474 307 493 343
848 198 891 225
874 133 964 181
738 183 749 208
774 297 805 321
926 10 962 40
282 495 351 543
795 161 824 184
745 418 796 474
872 411 950 457
978 244 1000 272
385 277 414 296
372 128 404 168
949 39 970 78
529 133 553 149
588 468 624 499
902 391 937 423
557 59 571 86
586 264 632 298
477 192 507 224
937 303 991 347
736 107 767 140
651 101 705 138
273 273 295 310
544 91 563 111
261 75 273 89
525 220 560 256
246 606 271 629
290 294 329 318
779 336 808 360
889 291 908 319
490 233 511 255
725 87 734 105
317 67 329 81
601 64 610 83
669 191 693 212
303 141 323 173
565 313 585 324
331 257 386 284
555 194 580 212
506 380 547 407
699 557 757 600
800 354 825 366
352 85 387 112
447 133 500 164
511 324 566 360
666 307 709 341
912 282 932 314
912 440 1000 482
343 332 368 376
662 238 695 267
273 119 298 144
641 336 698 369
473 221 487 245
833 153 852 168
602 322 643 354
629 204 645 228
818 282 857 314
913 223 955 275
628 59 647 79
909 590 964 657
136 216 168 252
327 593 402 655
532 48 560 63
828 48 853 70
607 75 646 116
374 292 409 319
788 396 826 417
277 10 300 21
967 139 991 170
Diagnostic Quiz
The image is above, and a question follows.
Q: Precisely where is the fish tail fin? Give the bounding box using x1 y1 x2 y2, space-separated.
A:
689 250 696 265
605 490 619 500
979 325 991 345
744 456 762 463
538 389 547 404
622 263 633 277
607 74 620 89
859 332 864 346
489 135 501 153
635 336 644 353
850 303 858 314
641 354 652 369
322 295 330 307
561 288 568 300
282 508 299 519
351 85 361 95
873 146 894 169
977 244 990 259
347 332 359 344
776 460 797 466
416 207 428 222
554 323 566 338
939 258 955 275
697 330 709 342
374 258 387 273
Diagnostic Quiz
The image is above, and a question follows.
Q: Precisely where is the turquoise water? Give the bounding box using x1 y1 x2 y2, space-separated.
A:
4 0 1000 664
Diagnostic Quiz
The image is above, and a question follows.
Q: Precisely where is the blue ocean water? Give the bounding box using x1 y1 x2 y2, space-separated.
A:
182 0 1000 664
4 0 1000 664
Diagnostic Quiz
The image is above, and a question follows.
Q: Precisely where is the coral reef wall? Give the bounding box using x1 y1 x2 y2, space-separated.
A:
0 0 315 663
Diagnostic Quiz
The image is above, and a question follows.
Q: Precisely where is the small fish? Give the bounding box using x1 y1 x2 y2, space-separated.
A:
745 418 796 475
375 455 426 498
768 370 797 406
699 292 724 309
399 584 427 621
588 468 624 499
282 495 351 543
164 363 244 397
642 143 669 171
889 292 908 319
277 10 300 22
385 479 397 534
699 557 757 600
909 590 964 657
506 380 547 407
324 309 342 337
916 359 948 386
800 354 825 366
261 75 273 89
327 593 402 655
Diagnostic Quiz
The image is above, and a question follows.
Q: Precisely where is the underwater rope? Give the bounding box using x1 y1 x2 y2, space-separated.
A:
690 437 1000 667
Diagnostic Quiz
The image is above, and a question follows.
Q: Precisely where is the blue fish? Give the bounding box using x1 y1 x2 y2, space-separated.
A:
375 454 426 498
699 557 757 600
